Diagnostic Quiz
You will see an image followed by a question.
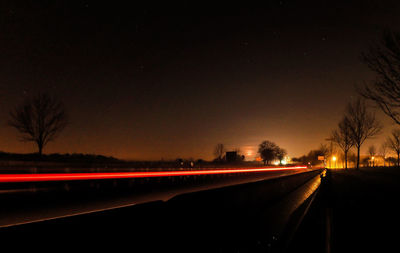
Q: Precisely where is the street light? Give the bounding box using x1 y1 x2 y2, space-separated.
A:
332 156 337 168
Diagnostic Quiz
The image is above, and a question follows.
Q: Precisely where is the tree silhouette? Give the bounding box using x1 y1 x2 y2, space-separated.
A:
344 98 382 169
276 148 287 165
386 129 400 167
8 93 68 155
360 31 400 125
331 117 354 169
379 142 389 167
368 145 377 167
318 143 330 159
213 143 225 161
258 140 286 165
258 141 277 165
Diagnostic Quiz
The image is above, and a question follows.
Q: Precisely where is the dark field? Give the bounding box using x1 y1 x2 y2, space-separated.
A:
291 167 400 252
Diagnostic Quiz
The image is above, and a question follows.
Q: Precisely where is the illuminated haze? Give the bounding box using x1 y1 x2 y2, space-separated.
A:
0 1 399 160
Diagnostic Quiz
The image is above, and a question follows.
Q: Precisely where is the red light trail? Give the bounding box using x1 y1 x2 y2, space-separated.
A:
0 166 308 183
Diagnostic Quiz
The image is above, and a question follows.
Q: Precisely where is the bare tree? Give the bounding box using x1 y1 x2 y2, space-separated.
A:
319 143 330 159
379 142 389 167
387 129 400 167
347 152 357 168
258 141 276 165
276 148 287 165
317 143 330 167
345 98 382 169
368 145 377 167
8 93 68 155
213 143 225 161
360 31 400 125
331 117 354 169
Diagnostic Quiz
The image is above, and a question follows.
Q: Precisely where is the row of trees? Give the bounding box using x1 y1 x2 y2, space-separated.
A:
330 30 400 169
328 99 400 169
365 129 400 167
330 98 382 169
292 144 329 166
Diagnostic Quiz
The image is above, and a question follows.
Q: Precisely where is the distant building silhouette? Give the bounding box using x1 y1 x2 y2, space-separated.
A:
226 151 237 163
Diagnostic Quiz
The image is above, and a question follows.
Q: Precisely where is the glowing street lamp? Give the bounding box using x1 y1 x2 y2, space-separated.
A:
332 156 337 168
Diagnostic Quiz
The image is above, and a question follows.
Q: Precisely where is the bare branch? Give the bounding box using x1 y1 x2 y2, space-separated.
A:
213 143 225 161
8 93 68 155
387 129 400 166
344 98 382 169
360 31 400 125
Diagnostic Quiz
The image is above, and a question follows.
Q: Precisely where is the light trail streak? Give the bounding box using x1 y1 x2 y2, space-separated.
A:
0 166 308 183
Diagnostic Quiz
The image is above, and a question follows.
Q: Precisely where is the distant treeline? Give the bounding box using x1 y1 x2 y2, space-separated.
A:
0 151 120 163
0 154 266 173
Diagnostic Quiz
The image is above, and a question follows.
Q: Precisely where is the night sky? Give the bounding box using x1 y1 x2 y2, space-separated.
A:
1 1 400 160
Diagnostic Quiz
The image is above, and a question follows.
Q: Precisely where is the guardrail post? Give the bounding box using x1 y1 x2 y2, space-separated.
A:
320 169 333 253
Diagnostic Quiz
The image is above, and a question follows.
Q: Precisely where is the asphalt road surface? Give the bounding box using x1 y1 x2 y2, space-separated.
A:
0 169 321 253
0 166 310 228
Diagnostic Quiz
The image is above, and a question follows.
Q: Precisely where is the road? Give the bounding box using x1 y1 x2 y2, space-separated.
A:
5 167 397 252
0 167 321 252
0 166 310 228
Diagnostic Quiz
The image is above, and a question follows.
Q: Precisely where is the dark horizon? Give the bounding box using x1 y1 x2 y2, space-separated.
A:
1 1 400 160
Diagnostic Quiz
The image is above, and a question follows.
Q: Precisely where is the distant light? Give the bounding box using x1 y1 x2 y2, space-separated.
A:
332 156 337 162
371 156 375 160
281 160 287 165
274 161 280 165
